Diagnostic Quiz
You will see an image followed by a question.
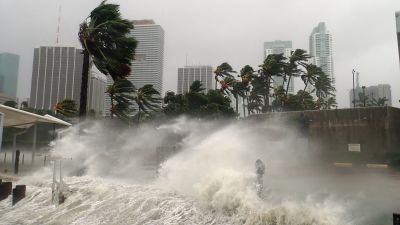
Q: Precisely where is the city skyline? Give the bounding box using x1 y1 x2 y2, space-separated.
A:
0 0 399 108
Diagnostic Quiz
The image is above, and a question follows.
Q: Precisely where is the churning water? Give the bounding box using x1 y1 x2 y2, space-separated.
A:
1 117 399 225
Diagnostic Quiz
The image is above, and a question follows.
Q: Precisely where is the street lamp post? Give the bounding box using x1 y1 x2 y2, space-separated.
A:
362 86 366 107
352 69 356 108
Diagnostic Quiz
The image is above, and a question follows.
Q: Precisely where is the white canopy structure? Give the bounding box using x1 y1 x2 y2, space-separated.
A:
0 104 72 165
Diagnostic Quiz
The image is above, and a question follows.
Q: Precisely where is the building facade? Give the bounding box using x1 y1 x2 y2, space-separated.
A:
309 22 334 79
29 46 106 115
177 65 213 94
0 52 19 97
87 72 107 116
104 20 164 116
263 40 294 93
349 84 392 107
29 46 83 110
396 11 400 65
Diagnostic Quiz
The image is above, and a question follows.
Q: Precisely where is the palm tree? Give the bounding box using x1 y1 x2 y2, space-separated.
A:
54 99 78 117
230 81 246 115
247 91 263 114
301 64 323 92
284 49 309 97
314 73 335 100
257 54 286 112
106 78 135 119
135 85 161 123
240 65 254 117
214 62 236 90
78 1 137 118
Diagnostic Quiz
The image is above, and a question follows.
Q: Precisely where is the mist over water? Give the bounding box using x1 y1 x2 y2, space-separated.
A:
1 117 399 224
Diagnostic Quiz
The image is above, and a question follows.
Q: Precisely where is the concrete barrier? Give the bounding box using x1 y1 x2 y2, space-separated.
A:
12 185 26 205
0 181 12 201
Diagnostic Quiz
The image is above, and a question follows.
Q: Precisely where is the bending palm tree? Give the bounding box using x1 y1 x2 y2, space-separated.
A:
54 99 78 117
240 65 254 117
214 62 236 90
284 49 309 97
135 85 161 123
106 79 135 119
79 1 137 118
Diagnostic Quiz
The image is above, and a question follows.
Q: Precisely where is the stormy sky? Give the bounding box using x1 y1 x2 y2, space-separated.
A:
1 0 399 108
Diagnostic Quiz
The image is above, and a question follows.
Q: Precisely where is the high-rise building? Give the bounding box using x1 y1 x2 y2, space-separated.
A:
349 84 392 107
396 11 400 65
29 46 106 114
130 20 164 94
177 65 214 94
309 22 334 79
87 72 107 116
0 52 19 97
104 20 164 116
263 40 294 93
29 46 83 110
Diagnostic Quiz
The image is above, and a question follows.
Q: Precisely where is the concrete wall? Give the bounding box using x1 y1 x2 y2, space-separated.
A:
250 107 400 163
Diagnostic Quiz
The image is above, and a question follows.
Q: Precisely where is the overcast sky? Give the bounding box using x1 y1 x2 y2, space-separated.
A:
1 0 400 108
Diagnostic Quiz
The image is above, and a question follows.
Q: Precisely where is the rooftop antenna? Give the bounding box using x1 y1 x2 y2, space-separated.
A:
185 54 188 67
56 5 62 44
356 72 360 88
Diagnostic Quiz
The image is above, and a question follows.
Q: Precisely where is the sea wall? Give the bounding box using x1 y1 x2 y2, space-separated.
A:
250 107 400 163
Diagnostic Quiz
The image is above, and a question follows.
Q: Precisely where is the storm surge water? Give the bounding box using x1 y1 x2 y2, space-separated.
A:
1 117 399 224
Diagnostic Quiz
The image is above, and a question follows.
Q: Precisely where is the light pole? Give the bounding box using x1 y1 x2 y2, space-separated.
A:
352 69 356 108
362 86 366 107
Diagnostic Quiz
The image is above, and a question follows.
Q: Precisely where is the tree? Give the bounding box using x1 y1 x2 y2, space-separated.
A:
135 85 161 123
284 49 310 98
257 54 286 112
239 65 254 117
78 0 137 118
106 78 135 120
214 62 236 90
301 64 323 92
20 101 28 109
3 100 17 108
314 73 335 100
55 99 78 117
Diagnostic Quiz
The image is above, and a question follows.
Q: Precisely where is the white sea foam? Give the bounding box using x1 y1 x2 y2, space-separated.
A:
1 117 398 224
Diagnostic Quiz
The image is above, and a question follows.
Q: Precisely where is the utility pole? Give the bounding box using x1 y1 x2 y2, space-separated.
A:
352 69 356 108
362 86 366 107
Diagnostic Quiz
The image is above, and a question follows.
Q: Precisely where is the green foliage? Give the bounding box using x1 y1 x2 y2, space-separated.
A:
163 81 236 119
106 78 135 120
55 99 78 117
79 0 137 80
3 100 17 108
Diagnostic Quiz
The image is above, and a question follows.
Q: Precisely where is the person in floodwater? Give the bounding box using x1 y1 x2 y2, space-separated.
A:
255 159 265 197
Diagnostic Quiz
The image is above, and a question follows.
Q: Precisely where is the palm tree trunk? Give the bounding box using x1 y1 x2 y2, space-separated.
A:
246 91 250 116
303 79 309 92
285 74 292 97
235 96 239 116
137 107 141 124
110 95 114 119
242 96 246 118
79 49 90 120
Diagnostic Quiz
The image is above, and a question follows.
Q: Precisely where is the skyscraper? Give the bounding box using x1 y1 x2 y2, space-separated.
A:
309 22 334 79
396 11 400 65
29 46 83 110
177 65 214 94
0 52 19 97
104 20 164 116
29 46 106 114
130 20 164 94
263 40 294 93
